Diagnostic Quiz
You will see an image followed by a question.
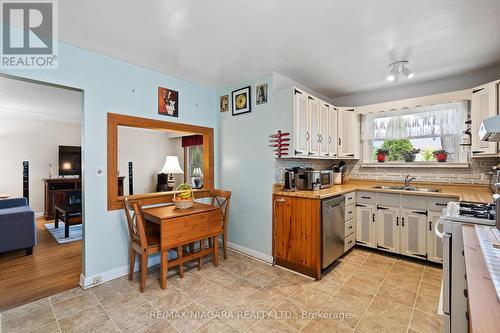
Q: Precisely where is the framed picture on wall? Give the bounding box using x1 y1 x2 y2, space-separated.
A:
220 95 229 112
158 87 179 117
256 83 268 105
232 86 251 116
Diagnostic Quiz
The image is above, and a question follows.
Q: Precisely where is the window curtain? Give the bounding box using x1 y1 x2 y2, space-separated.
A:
181 135 203 147
361 101 469 142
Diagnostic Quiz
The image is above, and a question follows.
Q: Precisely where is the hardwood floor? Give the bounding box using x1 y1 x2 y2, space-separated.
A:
0 217 82 311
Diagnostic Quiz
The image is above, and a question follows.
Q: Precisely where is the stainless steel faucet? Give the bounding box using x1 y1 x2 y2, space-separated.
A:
404 175 417 189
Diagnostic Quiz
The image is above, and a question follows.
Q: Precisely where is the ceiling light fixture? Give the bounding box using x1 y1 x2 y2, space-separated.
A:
386 60 414 82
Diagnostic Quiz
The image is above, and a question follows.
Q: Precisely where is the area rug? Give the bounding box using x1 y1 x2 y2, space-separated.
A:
44 222 82 244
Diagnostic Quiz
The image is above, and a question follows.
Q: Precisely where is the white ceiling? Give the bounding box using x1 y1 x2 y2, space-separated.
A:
58 0 500 97
0 76 83 123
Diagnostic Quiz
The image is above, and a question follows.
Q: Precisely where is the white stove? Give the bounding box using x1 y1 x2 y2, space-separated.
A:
437 201 496 333
442 201 496 225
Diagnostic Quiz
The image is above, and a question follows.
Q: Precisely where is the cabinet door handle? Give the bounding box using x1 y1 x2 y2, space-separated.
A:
306 132 310 141
372 213 375 222
402 217 405 227
328 136 332 144
396 216 399 226
429 221 432 231
338 138 342 146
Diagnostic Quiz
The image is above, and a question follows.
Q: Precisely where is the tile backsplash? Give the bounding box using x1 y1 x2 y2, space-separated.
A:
274 158 500 185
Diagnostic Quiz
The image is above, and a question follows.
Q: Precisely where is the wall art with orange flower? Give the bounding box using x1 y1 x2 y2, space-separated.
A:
231 86 251 116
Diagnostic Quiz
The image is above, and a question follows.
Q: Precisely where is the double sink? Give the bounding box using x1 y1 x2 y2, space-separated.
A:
372 185 441 193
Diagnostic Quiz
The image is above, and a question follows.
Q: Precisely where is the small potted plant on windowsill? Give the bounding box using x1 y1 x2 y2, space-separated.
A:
376 148 389 163
433 149 450 162
402 148 421 162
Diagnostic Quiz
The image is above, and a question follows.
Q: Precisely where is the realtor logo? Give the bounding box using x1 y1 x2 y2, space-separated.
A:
1 0 58 68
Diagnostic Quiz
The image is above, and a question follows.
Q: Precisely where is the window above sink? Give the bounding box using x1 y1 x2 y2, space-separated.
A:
360 101 470 166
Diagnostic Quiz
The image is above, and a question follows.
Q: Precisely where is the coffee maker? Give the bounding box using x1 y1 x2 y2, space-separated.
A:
283 168 296 191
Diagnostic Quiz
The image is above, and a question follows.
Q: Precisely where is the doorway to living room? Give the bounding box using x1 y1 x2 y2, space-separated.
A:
0 74 85 311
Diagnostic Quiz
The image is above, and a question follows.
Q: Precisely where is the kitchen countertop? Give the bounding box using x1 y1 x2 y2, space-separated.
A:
274 180 493 203
462 225 500 333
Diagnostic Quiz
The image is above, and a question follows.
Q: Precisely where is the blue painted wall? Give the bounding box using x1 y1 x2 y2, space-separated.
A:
217 74 275 257
1 39 218 277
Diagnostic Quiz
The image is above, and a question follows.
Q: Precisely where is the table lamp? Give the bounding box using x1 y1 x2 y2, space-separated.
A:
158 156 184 191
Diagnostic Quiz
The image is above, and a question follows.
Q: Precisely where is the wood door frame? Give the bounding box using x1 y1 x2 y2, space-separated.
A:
107 113 214 210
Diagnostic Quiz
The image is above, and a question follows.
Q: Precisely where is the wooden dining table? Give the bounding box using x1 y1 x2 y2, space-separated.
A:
142 202 222 289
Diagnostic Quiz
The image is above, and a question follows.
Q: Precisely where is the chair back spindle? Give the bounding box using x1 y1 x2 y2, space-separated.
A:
123 197 148 250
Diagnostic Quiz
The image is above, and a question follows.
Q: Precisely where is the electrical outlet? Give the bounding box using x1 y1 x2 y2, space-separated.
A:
92 276 102 285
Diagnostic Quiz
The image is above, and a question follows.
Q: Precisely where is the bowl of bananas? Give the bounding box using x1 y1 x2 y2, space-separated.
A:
172 183 194 209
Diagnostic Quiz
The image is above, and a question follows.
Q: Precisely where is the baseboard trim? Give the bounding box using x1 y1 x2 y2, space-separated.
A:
226 241 273 264
80 255 161 289
80 242 273 289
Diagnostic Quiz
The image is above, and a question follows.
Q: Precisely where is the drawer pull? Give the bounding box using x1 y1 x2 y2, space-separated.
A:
347 211 353 214
348 226 353 229
435 203 447 207
347 240 353 244
361 196 371 199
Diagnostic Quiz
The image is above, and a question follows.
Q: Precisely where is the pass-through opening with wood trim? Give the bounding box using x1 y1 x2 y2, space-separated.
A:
107 113 214 210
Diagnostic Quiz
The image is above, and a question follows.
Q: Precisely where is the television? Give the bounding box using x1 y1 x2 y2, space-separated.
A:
59 146 81 177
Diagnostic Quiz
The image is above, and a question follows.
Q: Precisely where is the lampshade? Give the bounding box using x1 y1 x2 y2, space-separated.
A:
192 167 203 177
62 162 72 170
160 156 184 174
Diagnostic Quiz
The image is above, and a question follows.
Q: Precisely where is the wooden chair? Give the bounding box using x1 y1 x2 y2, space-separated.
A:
123 198 180 292
197 189 231 261
210 189 231 259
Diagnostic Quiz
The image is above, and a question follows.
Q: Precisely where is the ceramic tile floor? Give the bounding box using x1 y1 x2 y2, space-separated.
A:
0 248 443 333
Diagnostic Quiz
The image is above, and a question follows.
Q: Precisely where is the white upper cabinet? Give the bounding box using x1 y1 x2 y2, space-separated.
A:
319 102 330 157
471 81 498 155
308 96 320 157
328 106 338 157
338 108 359 158
274 87 358 159
293 90 309 156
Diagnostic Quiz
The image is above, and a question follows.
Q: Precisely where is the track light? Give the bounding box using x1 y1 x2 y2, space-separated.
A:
387 66 398 82
387 60 414 82
401 65 414 79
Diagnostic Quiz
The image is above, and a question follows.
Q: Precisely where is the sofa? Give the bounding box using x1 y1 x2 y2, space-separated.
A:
0 198 36 255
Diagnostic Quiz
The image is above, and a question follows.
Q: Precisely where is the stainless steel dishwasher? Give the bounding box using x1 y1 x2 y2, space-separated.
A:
322 195 345 269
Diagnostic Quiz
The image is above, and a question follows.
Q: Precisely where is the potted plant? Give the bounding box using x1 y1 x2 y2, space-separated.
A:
402 148 421 162
433 149 450 162
376 148 389 162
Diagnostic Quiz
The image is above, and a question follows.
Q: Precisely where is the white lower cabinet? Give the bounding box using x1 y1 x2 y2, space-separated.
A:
352 192 452 263
376 206 400 254
427 211 443 263
400 209 428 259
355 203 376 248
